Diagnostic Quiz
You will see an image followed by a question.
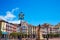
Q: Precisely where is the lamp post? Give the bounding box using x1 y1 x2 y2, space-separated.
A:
43 23 49 40
18 12 24 40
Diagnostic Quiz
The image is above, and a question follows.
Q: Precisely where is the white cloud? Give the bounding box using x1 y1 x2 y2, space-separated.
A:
9 20 20 24
0 11 16 21
12 8 19 13
5 11 16 20
0 8 20 24
0 16 7 21
5 8 19 20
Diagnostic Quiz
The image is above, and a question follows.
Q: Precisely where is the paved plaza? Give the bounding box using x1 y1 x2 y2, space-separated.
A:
44 38 60 40
1 38 60 40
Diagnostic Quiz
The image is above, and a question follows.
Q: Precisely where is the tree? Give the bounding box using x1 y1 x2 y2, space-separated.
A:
18 33 27 38
0 31 2 40
10 32 18 38
22 33 27 38
0 31 2 36
17 32 22 38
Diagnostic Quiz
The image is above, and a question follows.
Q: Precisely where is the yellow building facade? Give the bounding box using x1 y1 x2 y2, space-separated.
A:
1 22 6 32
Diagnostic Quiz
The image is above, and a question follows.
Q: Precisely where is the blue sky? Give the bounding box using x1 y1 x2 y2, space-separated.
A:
0 0 60 25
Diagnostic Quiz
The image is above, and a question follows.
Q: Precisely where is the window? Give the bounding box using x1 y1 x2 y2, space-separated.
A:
22 30 27 33
22 26 27 29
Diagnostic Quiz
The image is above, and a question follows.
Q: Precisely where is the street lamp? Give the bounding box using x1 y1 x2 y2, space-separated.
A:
43 23 49 40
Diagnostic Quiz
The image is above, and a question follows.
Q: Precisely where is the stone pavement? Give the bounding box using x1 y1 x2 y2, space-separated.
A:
1 38 60 40
1 38 36 40
22 38 36 40
44 38 60 40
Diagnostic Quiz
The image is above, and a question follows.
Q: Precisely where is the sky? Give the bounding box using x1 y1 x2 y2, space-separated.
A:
0 0 60 26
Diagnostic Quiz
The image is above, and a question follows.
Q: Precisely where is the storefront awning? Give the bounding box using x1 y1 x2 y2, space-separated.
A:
2 32 8 34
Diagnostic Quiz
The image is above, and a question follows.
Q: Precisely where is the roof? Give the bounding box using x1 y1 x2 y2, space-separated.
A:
0 19 18 25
